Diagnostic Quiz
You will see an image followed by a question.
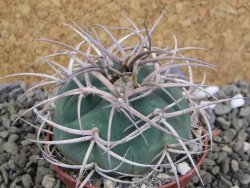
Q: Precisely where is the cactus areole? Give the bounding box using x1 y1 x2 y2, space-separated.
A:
52 64 191 175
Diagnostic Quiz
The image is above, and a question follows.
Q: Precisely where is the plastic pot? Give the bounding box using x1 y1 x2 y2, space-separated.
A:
46 128 221 188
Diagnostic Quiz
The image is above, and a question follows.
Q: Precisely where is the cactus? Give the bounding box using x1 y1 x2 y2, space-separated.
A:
52 64 191 175
8 12 226 187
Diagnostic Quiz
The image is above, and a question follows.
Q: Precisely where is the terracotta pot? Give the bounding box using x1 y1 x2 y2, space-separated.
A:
52 164 96 188
46 128 221 188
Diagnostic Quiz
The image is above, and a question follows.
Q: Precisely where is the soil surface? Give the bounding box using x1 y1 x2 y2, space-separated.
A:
0 0 250 85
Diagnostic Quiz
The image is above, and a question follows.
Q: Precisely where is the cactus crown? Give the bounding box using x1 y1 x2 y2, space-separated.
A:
10 12 224 188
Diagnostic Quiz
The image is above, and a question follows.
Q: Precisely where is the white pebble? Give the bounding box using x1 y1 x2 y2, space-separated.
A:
243 142 250 152
230 94 245 109
157 173 171 180
141 184 147 188
231 185 239 188
200 101 216 109
176 162 191 176
194 86 219 99
42 175 56 188
104 179 115 188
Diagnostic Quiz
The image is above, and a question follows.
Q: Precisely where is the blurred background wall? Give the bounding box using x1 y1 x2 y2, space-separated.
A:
0 0 249 85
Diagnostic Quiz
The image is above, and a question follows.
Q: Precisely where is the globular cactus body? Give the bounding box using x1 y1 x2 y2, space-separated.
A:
52 65 191 175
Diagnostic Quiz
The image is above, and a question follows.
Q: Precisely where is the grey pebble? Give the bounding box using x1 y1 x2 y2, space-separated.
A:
237 80 249 88
35 90 45 100
37 159 50 168
213 136 223 143
1 118 10 129
192 175 200 184
227 84 240 95
203 158 215 166
0 131 9 139
216 89 226 98
212 180 218 187
207 153 218 161
0 153 10 165
231 160 239 172
8 126 20 134
0 183 7 188
15 152 27 168
239 106 250 117
223 128 236 142
239 150 249 160
233 129 247 152
21 173 33 187
0 93 8 103
25 90 35 98
222 145 232 153
35 166 52 184
29 154 39 164
211 166 220 175
7 159 15 170
239 174 250 185
202 108 216 125
242 118 249 128
199 170 207 177
219 174 232 187
215 117 230 130
2 142 18 155
26 133 36 140
217 152 228 163
42 175 56 188
21 139 33 146
7 104 17 115
0 167 8 185
231 118 243 131
18 109 33 118
7 134 19 143
19 82 27 91
231 153 241 161
228 108 238 120
9 88 22 99
9 176 21 188
214 104 231 115
246 127 250 134
9 114 18 122
202 172 213 184
33 185 44 188
0 138 3 145
221 161 230 174
239 161 249 169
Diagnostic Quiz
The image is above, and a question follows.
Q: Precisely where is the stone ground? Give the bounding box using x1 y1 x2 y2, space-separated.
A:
0 80 249 187
0 0 250 86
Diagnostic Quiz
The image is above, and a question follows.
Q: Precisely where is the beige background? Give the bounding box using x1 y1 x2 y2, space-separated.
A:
0 0 249 85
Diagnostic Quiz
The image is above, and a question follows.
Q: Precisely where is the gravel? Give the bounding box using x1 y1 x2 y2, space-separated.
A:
188 80 250 188
0 80 249 188
0 82 65 188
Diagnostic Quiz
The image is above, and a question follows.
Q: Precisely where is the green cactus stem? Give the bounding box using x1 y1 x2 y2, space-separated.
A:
52 64 191 175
